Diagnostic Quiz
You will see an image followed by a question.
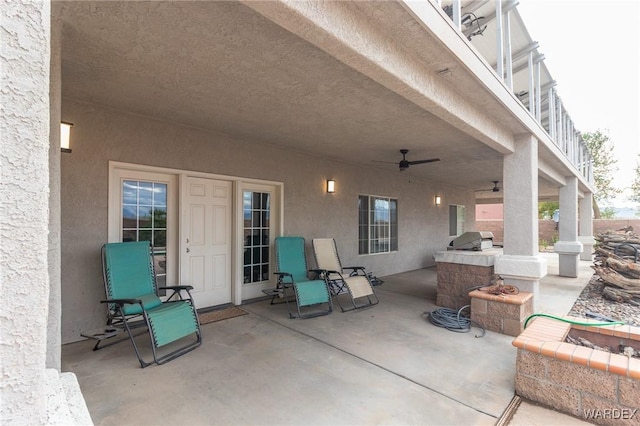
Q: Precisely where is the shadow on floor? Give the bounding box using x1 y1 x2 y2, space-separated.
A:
62 253 592 425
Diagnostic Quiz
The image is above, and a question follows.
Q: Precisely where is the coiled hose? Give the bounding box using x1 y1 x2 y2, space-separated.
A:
424 285 488 337
424 305 486 338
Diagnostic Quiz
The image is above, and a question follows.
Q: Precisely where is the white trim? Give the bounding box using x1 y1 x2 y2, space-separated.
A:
236 182 283 303
109 161 284 306
108 166 178 287
109 161 282 187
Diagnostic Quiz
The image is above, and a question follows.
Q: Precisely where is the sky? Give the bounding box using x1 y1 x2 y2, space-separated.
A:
517 0 640 208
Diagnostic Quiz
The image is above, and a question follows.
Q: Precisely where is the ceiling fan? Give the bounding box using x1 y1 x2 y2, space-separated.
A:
475 181 500 193
373 149 440 171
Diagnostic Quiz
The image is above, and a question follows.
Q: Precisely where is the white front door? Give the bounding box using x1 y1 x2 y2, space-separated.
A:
181 177 232 308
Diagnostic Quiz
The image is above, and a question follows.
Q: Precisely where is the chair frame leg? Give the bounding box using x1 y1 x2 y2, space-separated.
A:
270 276 333 319
336 278 380 313
109 305 202 368
288 281 333 319
339 292 380 312
92 314 146 351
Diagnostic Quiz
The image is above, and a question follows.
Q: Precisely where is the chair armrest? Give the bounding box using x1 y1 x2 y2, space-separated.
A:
160 285 195 301
159 285 194 291
343 266 366 276
100 298 141 306
273 272 292 278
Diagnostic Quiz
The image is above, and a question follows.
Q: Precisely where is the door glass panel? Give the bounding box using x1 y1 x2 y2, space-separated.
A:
121 179 168 289
243 190 271 284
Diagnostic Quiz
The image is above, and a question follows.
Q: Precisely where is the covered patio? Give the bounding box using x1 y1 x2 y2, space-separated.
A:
62 253 593 425
2 1 598 422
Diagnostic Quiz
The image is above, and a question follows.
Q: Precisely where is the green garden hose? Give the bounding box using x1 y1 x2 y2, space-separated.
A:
523 313 625 329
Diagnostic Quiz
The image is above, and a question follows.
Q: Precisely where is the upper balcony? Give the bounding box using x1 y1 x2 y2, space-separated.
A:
56 0 593 202
438 0 593 185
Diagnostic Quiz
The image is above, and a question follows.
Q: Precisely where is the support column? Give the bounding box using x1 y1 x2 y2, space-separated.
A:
578 193 595 261
1 3 91 424
495 134 547 310
554 176 583 277
1 2 51 422
48 2 62 371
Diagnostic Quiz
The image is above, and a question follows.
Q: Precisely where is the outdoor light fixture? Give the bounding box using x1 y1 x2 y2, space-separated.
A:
61 122 73 153
435 195 441 205
326 180 335 193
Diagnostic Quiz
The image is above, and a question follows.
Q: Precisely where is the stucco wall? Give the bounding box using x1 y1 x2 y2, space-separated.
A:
60 99 476 343
1 1 51 422
48 4 63 370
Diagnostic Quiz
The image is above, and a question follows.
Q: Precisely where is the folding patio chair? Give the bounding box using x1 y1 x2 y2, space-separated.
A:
262 236 332 319
312 238 379 312
100 241 202 368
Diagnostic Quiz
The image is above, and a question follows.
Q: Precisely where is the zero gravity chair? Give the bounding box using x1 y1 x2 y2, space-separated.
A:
262 236 332 319
100 241 202 367
312 238 379 311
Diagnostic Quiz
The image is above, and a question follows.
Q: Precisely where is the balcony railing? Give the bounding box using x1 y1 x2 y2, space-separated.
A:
439 0 593 185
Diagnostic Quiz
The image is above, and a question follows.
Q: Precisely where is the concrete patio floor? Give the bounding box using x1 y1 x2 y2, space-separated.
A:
62 253 594 425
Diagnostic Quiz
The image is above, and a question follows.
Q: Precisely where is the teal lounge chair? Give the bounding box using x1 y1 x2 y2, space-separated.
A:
312 238 379 311
100 241 202 367
262 236 332 318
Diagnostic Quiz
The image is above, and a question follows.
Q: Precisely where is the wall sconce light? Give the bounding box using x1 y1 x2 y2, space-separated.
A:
326 179 336 193
61 122 73 153
435 195 441 206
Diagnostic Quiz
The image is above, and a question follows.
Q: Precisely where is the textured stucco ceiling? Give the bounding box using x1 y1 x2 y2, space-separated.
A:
58 1 559 197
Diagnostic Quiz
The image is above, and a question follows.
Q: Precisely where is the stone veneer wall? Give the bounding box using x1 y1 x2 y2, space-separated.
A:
513 317 640 426
436 262 496 309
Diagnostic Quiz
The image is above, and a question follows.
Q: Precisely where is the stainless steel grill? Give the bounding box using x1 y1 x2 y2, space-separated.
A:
448 231 494 251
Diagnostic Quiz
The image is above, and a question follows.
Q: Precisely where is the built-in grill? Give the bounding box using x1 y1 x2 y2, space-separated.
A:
448 231 494 251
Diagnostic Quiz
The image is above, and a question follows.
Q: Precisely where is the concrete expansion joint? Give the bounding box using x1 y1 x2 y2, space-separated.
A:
247 308 498 420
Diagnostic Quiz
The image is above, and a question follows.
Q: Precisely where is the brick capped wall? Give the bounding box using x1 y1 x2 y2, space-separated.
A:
513 318 640 425
593 219 640 234
475 219 640 246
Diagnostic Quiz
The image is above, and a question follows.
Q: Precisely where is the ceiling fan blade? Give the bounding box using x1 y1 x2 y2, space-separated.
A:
475 181 501 192
407 158 440 165
371 160 398 164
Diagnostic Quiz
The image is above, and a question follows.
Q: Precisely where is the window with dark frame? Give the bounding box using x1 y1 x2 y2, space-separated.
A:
121 179 168 289
243 191 270 284
358 195 398 255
